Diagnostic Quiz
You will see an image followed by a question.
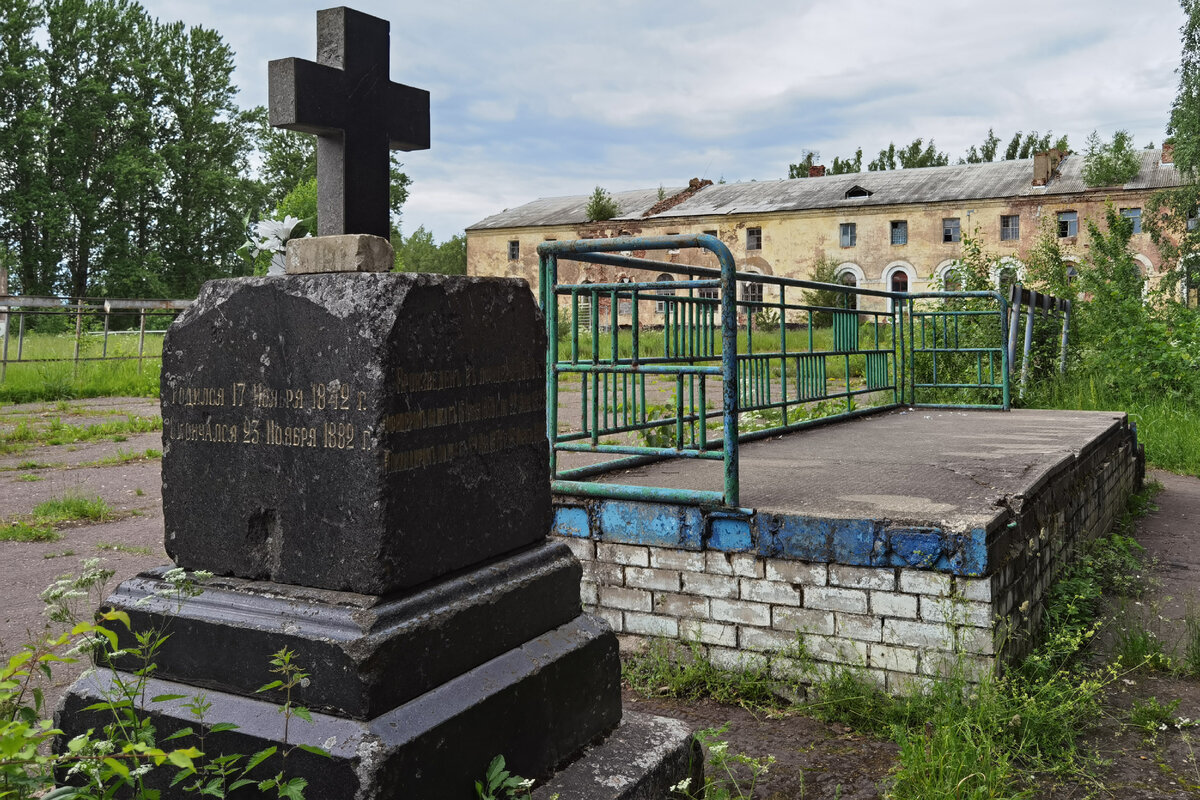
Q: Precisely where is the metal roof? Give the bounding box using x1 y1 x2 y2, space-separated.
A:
467 187 681 230
466 151 1185 231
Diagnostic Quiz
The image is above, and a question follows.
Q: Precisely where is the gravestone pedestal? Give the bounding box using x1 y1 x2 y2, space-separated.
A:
57 269 698 797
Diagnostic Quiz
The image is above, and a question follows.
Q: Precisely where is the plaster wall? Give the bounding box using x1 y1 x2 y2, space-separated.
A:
467 188 1168 315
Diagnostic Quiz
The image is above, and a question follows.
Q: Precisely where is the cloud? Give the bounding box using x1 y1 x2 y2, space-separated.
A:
138 0 1188 238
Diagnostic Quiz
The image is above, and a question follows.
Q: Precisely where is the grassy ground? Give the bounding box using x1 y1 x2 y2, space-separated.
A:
1023 372 1200 477
626 487 1175 799
0 332 163 403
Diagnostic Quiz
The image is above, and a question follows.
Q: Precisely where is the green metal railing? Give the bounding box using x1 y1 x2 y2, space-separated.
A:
538 234 1011 508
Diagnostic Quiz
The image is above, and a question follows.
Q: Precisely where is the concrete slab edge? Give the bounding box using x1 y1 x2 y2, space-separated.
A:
532 711 702 800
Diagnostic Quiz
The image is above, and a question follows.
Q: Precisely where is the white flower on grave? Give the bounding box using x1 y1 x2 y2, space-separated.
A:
251 216 311 276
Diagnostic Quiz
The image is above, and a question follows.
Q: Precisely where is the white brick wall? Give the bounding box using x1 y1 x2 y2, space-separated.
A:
558 422 1138 693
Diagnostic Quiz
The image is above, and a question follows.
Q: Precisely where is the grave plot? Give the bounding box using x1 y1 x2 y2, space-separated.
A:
541 234 1142 689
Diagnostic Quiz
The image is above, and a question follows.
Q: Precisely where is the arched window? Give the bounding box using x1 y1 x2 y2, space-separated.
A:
942 269 962 292
655 272 674 314
884 263 914 312
997 266 1019 296
741 269 764 306
838 270 858 310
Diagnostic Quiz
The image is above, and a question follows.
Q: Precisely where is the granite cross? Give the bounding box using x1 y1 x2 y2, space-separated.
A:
268 6 429 239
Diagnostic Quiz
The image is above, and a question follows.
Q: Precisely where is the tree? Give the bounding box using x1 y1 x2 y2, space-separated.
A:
585 186 620 221
788 147 861 177
1081 130 1141 187
867 138 948 171
1169 0 1200 179
1000 131 1068 161
787 150 819 179
393 226 466 275
830 148 863 175
0 0 53 295
801 256 847 326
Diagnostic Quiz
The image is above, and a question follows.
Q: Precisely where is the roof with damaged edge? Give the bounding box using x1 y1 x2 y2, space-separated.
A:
466 150 1184 231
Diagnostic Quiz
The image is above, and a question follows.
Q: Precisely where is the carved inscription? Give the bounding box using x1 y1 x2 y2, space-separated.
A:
164 361 543 471
164 378 367 451
382 361 543 475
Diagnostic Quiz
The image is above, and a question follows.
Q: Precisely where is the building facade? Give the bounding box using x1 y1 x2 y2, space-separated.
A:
466 149 1184 313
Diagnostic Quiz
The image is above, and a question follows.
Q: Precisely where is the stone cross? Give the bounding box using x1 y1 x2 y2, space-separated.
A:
268 6 429 239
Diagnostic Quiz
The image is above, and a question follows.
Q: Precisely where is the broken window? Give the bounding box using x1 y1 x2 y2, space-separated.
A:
507 240 519 260
890 220 907 245
1120 207 1142 234
942 218 961 243
1001 215 1020 241
840 222 856 247
747 227 762 250
1057 211 1078 238
742 279 764 305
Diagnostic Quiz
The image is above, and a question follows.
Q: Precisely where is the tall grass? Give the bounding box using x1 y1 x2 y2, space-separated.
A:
0 333 162 403
1024 371 1200 477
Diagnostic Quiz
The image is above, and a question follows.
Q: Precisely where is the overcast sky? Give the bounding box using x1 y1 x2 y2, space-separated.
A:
141 0 1187 242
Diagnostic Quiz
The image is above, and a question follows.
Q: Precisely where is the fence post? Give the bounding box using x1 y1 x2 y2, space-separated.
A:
1059 299 1071 375
1006 284 1021 372
138 308 147 372
1019 287 1036 399
73 300 83 375
1 304 8 383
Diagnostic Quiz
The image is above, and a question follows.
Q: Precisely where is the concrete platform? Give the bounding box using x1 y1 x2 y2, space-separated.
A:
552 407 1144 684
554 408 1140 577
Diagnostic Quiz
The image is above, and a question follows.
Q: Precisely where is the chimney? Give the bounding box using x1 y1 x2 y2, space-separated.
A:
1163 142 1175 164
1032 148 1064 186
809 165 826 178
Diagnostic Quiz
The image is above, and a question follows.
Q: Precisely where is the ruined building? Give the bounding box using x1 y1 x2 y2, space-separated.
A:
466 148 1186 311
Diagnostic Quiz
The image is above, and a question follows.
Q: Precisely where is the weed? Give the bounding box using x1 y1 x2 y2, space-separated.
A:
1182 600 1200 677
135 488 145 497
15 460 52 470
0 521 58 542
1113 620 1172 672
32 493 112 525
0 415 162 454
474 755 533 800
42 549 76 559
622 638 779 709
97 542 153 556
675 726 775 799
16 474 43 482
1130 696 1182 745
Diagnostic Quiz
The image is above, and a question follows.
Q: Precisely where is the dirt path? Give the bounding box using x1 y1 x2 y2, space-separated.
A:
3 399 1200 797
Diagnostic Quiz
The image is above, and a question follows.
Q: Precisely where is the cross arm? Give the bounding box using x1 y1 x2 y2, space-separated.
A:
268 57 346 136
385 82 430 151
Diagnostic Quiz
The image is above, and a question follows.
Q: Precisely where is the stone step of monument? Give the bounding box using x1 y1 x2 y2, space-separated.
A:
105 541 584 719
59 614 623 799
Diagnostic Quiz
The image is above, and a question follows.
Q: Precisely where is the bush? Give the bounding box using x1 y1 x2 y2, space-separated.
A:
1082 130 1141 188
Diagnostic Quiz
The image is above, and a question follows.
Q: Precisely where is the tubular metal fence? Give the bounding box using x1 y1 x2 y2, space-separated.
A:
539 234 1016 508
0 296 192 381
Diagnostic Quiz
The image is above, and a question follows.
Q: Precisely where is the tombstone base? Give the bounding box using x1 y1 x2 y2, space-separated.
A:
58 615 629 799
102 541 584 719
